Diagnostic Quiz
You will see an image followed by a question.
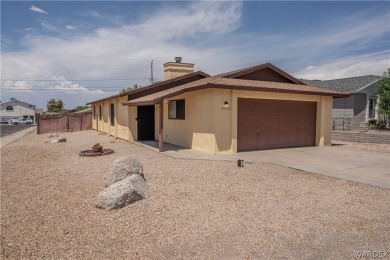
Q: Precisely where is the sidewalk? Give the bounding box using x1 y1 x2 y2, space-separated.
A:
0 126 37 149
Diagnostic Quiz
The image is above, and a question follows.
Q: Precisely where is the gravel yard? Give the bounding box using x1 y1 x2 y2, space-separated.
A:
332 140 390 153
1 130 389 259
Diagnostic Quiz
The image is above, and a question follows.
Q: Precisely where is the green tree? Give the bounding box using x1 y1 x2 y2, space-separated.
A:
74 105 89 111
119 84 141 94
375 69 390 121
47 98 64 113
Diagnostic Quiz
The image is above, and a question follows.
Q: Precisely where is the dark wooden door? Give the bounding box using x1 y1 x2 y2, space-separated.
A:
238 98 316 151
137 105 155 141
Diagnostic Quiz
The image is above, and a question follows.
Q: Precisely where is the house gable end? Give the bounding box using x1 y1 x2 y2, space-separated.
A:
236 67 297 84
1 100 35 109
223 63 304 85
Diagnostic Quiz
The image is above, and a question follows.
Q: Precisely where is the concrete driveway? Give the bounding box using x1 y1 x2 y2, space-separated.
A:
219 147 390 189
136 142 390 189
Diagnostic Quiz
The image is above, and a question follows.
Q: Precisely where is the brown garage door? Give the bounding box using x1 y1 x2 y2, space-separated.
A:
238 98 316 151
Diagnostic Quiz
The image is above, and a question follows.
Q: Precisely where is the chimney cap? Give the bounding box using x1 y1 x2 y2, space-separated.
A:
175 57 182 63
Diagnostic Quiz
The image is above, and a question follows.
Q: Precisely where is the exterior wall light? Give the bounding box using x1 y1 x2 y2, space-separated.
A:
224 101 229 107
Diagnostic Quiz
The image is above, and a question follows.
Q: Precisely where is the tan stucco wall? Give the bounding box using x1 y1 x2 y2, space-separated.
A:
158 89 333 154
90 88 333 155
160 89 217 153
116 96 130 140
91 96 130 140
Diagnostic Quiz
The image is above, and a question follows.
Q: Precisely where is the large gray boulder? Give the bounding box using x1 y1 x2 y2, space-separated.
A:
95 174 147 210
107 156 144 186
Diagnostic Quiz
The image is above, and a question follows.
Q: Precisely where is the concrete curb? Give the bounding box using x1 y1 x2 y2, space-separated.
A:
0 126 37 149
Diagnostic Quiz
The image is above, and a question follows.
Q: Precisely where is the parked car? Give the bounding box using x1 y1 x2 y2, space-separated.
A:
10 118 19 124
1 118 8 124
12 118 33 125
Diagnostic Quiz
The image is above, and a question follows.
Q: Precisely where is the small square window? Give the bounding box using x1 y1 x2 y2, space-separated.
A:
168 99 185 120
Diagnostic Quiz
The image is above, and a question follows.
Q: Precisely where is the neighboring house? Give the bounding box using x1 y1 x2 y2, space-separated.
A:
88 60 346 154
303 75 381 131
0 98 36 122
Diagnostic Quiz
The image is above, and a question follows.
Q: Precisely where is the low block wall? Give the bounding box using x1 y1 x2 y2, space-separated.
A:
332 131 390 144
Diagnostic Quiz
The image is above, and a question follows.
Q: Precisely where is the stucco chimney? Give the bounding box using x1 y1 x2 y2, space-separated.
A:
163 57 194 80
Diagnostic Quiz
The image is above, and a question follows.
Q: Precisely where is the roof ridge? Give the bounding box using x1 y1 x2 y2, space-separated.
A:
304 75 381 81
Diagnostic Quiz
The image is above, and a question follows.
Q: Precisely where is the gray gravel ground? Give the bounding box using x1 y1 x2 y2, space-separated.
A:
1 130 389 259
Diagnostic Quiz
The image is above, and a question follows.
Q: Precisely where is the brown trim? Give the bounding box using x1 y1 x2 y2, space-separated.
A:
121 100 156 106
120 71 210 97
122 82 348 106
88 71 209 105
208 83 348 97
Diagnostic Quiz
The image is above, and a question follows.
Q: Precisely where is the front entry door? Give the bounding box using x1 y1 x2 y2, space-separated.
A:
137 105 155 141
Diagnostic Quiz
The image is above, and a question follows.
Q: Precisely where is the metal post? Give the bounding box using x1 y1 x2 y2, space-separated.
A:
150 60 154 84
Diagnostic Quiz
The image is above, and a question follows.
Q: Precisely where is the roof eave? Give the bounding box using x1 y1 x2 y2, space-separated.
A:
122 82 349 106
122 100 156 106
355 78 381 92
118 71 210 97
224 63 305 85
86 94 120 105
208 83 349 98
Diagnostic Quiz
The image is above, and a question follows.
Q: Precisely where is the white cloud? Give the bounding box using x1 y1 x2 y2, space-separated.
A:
40 21 57 31
295 51 390 80
29 5 48 15
65 25 78 31
2 1 389 109
2 80 33 93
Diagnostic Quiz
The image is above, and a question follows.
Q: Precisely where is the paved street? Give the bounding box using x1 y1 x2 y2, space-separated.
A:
0 124 34 137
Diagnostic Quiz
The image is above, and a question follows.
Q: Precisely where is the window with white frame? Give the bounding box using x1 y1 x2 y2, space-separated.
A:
368 98 377 119
6 106 13 111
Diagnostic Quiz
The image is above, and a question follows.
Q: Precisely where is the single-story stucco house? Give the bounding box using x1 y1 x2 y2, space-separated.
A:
87 59 346 154
303 75 382 131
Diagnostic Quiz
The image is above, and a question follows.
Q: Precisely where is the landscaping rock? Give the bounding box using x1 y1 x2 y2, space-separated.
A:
47 133 59 138
58 138 66 142
44 138 66 143
95 174 147 210
107 157 144 186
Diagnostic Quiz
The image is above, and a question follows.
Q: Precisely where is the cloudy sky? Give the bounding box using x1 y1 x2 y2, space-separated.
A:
1 1 389 110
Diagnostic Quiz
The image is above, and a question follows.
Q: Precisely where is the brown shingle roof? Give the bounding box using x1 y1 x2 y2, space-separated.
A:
123 77 348 106
87 71 210 105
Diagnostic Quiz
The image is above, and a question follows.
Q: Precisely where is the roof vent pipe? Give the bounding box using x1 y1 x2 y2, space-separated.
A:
175 57 182 63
